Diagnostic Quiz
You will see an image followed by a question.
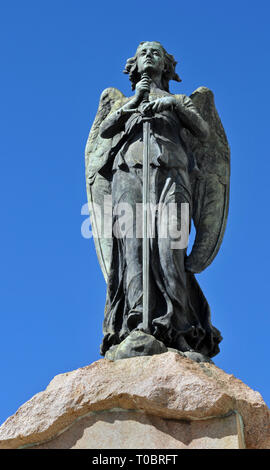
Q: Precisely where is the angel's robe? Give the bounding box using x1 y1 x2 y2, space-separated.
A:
99 91 222 358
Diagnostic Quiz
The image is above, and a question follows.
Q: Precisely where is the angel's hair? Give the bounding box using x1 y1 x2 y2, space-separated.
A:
123 41 181 92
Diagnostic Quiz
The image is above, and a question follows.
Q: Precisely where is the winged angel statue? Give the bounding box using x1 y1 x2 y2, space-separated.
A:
85 41 230 362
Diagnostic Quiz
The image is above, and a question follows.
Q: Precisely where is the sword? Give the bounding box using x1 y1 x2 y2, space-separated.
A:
122 74 152 334
141 73 151 334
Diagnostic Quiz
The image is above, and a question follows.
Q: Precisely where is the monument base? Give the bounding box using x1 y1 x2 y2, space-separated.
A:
24 409 243 449
0 352 269 449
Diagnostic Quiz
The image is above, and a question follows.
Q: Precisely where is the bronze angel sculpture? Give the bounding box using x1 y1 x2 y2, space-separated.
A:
85 41 230 362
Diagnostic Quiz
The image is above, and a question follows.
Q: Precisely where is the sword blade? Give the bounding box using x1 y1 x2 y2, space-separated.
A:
142 118 151 332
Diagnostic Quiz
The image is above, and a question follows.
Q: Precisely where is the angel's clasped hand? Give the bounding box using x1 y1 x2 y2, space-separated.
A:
142 96 176 114
135 75 151 101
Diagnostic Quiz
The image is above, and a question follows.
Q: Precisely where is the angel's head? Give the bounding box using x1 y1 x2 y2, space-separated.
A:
123 41 181 92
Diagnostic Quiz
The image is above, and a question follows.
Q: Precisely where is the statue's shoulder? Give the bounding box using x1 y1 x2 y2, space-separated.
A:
174 87 214 101
173 92 191 104
173 92 186 98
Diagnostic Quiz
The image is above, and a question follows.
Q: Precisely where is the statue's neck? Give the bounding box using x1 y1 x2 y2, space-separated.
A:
144 72 164 91
149 80 164 92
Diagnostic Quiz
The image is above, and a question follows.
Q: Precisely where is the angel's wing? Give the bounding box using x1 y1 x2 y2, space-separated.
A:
185 87 230 273
85 87 129 282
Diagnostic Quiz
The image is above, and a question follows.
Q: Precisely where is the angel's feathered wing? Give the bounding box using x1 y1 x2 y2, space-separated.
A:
85 87 129 282
184 87 230 273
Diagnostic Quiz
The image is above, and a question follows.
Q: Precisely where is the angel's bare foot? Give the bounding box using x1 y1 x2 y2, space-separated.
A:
175 335 192 352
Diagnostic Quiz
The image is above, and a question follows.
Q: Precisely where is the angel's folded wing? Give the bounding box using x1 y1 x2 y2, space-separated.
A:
184 87 230 273
85 87 128 282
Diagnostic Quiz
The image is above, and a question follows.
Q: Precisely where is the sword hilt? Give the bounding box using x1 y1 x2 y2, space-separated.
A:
141 72 150 107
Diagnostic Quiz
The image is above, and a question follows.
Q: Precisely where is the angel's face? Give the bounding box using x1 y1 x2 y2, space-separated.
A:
136 42 165 77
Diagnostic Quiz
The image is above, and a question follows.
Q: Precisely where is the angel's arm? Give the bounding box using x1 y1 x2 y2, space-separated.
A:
100 76 151 139
175 95 210 141
99 101 135 139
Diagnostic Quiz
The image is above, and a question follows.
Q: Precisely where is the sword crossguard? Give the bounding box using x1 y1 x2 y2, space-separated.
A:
141 115 152 122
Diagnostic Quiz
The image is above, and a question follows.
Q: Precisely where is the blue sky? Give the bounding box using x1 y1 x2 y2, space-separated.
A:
0 0 270 426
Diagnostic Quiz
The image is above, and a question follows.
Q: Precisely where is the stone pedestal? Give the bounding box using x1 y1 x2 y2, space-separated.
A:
0 352 269 449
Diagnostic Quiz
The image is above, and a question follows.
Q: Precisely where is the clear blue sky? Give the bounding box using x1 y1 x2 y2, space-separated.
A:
1 0 270 426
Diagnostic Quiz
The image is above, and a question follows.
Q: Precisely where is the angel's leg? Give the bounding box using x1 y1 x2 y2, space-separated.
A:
151 168 195 350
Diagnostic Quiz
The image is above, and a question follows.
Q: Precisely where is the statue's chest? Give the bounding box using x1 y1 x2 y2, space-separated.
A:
148 91 170 101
